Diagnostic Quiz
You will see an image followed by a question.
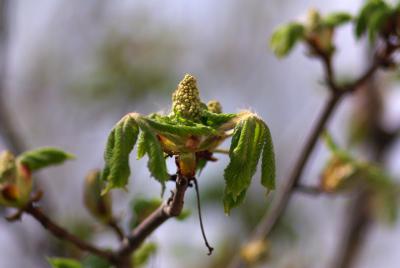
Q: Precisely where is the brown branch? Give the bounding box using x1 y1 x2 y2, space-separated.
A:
24 203 116 263
228 38 397 268
117 174 189 258
331 191 372 268
295 184 324 196
108 219 125 241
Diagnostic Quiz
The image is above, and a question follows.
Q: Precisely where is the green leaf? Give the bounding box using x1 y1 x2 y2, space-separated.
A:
136 119 170 191
133 242 158 267
367 7 392 42
355 0 389 38
176 209 191 221
18 147 74 172
82 255 111 268
223 190 247 214
261 122 276 191
136 132 146 160
101 114 139 194
130 198 162 228
201 110 237 128
48 258 82 268
223 117 269 213
270 22 305 57
321 12 353 28
144 116 216 137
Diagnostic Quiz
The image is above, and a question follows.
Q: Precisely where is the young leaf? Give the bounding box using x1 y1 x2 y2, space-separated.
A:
82 255 111 268
48 258 82 268
136 132 146 160
18 147 74 172
321 12 353 28
130 198 162 228
367 6 392 42
261 122 276 191
136 119 169 191
355 0 389 39
133 242 158 267
270 22 305 57
223 117 268 213
101 114 139 193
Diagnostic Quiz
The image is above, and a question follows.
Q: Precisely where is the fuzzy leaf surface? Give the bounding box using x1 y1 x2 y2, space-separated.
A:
101 115 139 193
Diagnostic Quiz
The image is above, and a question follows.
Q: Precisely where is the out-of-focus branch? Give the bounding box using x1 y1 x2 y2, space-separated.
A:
331 43 398 268
24 201 116 263
0 0 25 154
229 37 399 268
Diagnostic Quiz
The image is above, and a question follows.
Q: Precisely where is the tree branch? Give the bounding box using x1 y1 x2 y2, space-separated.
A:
117 174 189 258
228 38 397 268
24 203 116 263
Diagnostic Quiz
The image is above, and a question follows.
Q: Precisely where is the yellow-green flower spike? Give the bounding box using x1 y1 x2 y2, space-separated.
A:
172 74 203 121
307 8 321 31
207 100 222 114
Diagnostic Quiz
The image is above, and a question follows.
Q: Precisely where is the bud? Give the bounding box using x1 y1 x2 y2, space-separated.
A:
84 170 113 223
305 8 334 56
240 240 269 264
172 74 204 121
320 156 357 193
177 152 197 177
0 151 17 183
306 8 321 32
0 151 32 207
207 100 222 114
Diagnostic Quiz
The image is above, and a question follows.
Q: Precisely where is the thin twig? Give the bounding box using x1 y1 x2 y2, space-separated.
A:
108 219 125 241
295 184 323 196
24 203 115 262
213 148 230 155
193 178 214 255
118 174 189 257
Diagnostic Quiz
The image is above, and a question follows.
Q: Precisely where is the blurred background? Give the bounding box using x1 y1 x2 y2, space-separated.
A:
1 0 400 267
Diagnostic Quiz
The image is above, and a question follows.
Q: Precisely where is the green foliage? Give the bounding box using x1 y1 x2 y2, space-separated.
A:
261 122 276 191
321 12 353 28
355 0 393 41
270 22 305 57
176 209 191 221
130 198 162 228
322 133 399 223
223 115 275 214
82 255 111 268
133 242 158 267
136 119 169 192
100 74 276 213
18 147 74 172
101 115 139 194
48 258 82 268
84 170 112 223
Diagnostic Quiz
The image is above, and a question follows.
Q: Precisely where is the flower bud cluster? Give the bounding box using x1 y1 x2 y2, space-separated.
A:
172 74 203 121
207 100 222 114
